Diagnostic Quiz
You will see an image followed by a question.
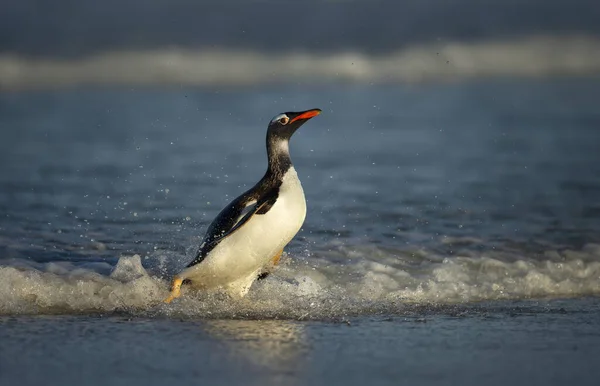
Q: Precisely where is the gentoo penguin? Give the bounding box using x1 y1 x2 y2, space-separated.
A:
164 108 321 303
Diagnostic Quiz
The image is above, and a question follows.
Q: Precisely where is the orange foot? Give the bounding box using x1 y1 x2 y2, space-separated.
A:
163 276 183 303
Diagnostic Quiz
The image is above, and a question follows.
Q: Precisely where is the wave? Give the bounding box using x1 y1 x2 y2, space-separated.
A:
1 242 599 319
2 35 600 90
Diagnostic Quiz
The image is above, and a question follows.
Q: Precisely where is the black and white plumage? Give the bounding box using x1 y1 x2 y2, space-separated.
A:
164 108 321 302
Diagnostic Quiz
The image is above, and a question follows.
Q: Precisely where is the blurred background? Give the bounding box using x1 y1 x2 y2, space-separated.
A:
2 0 600 89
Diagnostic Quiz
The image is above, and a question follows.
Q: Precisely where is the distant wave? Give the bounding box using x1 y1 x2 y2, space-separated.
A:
2 35 600 90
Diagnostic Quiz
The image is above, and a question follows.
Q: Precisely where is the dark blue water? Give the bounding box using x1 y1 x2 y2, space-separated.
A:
2 79 600 254
0 78 599 317
1 77 600 386
2 299 600 386
2 0 600 56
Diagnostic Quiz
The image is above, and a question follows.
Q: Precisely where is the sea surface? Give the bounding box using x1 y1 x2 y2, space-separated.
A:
1 78 600 385
2 0 600 56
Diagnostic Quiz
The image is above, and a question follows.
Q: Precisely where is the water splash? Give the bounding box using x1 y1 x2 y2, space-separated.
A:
1 243 599 318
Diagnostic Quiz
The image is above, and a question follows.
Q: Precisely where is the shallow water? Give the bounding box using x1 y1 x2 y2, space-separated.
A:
1 78 600 318
2 299 600 386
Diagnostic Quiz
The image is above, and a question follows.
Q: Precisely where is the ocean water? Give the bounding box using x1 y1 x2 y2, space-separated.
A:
1 78 600 384
3 0 600 57
2 302 600 386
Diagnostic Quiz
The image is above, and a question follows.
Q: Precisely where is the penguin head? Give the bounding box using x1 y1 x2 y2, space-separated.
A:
267 108 321 141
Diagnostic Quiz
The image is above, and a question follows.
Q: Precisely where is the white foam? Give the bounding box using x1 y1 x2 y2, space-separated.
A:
2 35 600 90
0 256 163 314
1 243 600 318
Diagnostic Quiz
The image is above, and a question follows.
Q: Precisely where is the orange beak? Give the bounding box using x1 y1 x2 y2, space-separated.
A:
289 108 322 123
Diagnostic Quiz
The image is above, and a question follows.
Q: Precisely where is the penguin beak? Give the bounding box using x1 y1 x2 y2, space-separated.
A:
289 109 322 124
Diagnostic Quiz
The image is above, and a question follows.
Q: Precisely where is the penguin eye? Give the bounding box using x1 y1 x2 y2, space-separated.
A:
279 116 290 125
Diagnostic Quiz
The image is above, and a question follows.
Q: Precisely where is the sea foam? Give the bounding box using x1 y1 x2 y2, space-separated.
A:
1 243 599 319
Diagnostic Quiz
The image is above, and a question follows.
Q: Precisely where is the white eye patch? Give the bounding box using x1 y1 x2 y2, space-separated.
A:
271 114 290 125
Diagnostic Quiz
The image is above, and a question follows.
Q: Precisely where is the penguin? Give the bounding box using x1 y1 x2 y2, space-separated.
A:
164 108 321 303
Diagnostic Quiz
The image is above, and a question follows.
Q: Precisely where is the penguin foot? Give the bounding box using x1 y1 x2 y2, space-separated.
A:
164 276 183 303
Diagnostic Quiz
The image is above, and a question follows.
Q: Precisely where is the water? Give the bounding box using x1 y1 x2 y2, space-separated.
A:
1 78 600 384
4 35 600 90
2 301 600 386
2 0 600 56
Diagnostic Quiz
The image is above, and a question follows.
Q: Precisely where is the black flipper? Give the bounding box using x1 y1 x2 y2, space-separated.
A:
187 192 277 267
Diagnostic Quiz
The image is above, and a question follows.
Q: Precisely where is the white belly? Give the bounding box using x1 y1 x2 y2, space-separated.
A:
181 167 306 296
